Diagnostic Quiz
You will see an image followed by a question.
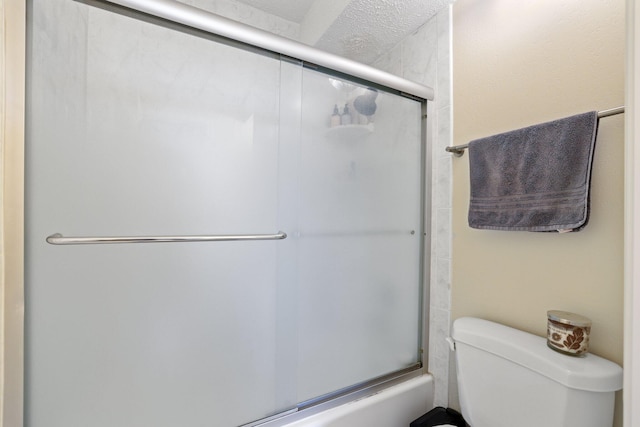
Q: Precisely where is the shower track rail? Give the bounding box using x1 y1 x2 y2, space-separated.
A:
87 0 434 101
46 231 287 245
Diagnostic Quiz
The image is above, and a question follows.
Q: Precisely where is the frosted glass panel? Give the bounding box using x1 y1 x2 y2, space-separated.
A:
26 1 425 425
26 1 289 426
296 71 423 400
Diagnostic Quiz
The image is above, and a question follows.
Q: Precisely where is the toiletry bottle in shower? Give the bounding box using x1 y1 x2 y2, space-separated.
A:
330 104 341 127
341 103 352 125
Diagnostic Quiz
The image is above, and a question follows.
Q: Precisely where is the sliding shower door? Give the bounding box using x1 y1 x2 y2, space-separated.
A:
295 69 424 401
27 2 293 426
25 1 425 426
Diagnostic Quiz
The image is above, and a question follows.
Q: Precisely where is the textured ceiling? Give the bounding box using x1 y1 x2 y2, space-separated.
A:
234 0 453 64
315 0 453 63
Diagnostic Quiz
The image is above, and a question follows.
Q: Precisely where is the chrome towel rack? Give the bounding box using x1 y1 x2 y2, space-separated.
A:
46 231 287 245
445 106 625 157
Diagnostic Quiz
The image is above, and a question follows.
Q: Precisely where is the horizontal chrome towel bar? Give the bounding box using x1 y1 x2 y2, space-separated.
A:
445 106 625 157
46 231 287 245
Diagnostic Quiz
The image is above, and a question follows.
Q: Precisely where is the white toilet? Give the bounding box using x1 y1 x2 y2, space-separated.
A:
450 317 623 427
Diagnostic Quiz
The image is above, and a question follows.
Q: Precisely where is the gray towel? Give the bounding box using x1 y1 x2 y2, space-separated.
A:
468 111 599 232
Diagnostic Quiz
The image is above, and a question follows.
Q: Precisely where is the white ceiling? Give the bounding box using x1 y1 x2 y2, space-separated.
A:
235 0 317 23
234 0 453 64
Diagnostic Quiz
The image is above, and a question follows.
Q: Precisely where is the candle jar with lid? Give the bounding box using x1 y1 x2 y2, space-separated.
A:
547 310 592 357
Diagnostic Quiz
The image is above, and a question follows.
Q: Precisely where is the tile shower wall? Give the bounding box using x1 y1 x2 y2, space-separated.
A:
373 5 453 407
179 0 300 40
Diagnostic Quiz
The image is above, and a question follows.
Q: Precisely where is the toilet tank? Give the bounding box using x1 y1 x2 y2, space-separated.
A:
451 317 622 427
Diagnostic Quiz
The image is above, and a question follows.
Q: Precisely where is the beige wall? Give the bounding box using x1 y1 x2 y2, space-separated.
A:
1 0 25 426
451 0 625 424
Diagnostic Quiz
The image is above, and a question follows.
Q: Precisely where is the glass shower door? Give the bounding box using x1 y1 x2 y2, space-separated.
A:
25 1 426 426
295 70 424 401
26 1 295 426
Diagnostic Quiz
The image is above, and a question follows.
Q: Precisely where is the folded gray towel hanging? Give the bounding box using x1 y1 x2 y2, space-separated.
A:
467 111 599 232
445 106 623 156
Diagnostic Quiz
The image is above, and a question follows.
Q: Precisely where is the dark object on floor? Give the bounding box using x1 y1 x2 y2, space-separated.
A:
410 406 467 427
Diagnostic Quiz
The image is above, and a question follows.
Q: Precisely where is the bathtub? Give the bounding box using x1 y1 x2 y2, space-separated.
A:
277 374 434 427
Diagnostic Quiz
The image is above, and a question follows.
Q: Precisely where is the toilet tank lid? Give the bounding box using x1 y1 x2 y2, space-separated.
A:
451 317 623 392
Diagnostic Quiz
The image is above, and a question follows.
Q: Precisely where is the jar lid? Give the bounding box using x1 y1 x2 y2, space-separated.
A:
547 310 592 327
